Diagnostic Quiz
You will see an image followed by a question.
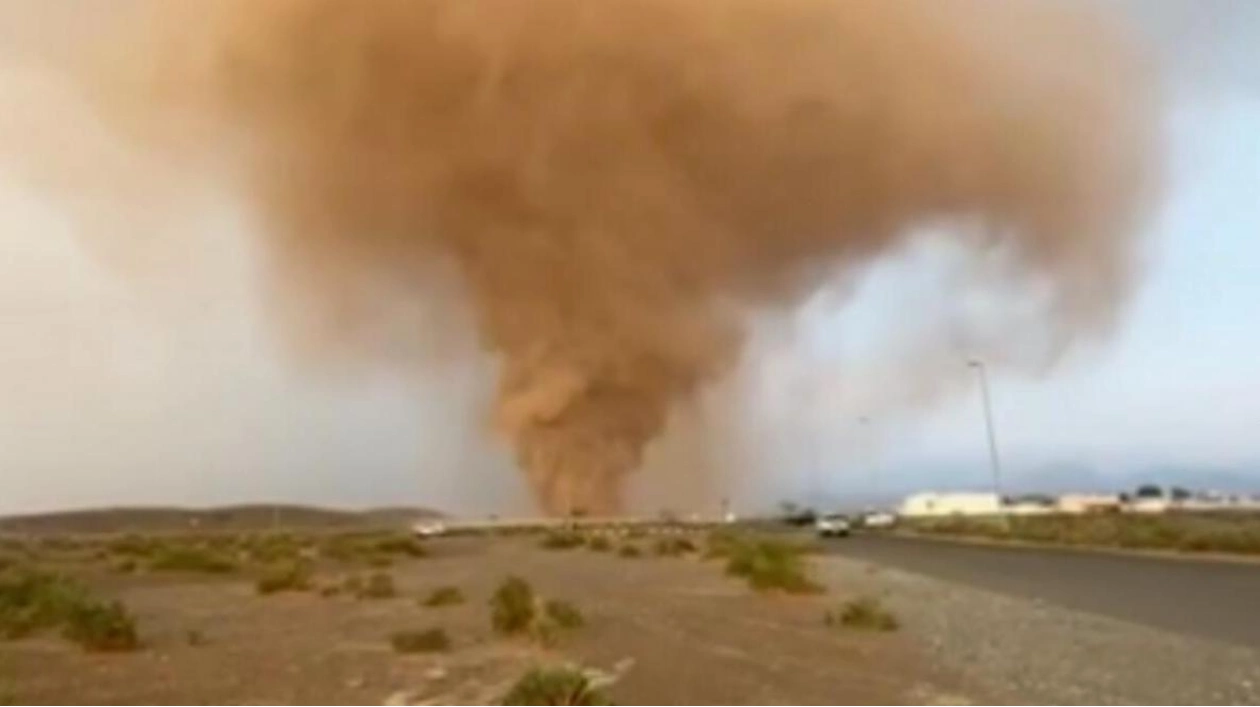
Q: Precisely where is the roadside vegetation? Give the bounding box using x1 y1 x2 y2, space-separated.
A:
826 597 899 632
490 576 585 645
356 572 397 599
0 569 139 651
255 561 314 595
540 531 586 550
910 513 1260 555
544 599 585 629
723 537 823 594
421 585 465 607
390 627 451 654
500 666 610 706
62 600 141 651
653 537 697 557
148 546 237 574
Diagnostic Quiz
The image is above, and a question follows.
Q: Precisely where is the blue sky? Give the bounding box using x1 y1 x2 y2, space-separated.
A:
0 1 1256 515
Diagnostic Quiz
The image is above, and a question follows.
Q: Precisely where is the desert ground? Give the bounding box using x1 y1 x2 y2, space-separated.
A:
8 514 1260 705
0 523 969 706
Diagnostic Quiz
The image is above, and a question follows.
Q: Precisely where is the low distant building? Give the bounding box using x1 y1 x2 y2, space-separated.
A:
1056 494 1121 514
1007 494 1056 516
899 492 1002 517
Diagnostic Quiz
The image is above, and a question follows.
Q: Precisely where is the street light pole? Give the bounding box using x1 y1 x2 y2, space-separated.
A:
968 359 1003 503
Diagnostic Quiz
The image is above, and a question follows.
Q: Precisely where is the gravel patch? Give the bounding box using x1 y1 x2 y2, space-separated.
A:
816 555 1260 705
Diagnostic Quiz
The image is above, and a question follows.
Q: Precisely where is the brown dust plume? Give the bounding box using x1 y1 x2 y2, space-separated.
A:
54 0 1158 515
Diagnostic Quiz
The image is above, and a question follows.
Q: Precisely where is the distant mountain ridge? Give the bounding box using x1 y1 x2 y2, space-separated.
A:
0 504 444 534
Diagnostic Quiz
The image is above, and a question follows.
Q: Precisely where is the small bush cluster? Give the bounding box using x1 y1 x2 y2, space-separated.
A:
371 535 428 558
255 562 314 595
490 577 585 644
0 570 93 639
490 576 536 636
62 600 140 651
653 536 697 557
357 572 397 599
500 667 610 706
544 600 584 630
422 586 465 608
540 532 585 551
0 570 139 651
148 546 236 574
390 627 451 654
911 513 1260 555
320 532 426 566
826 597 899 632
616 544 641 559
724 539 823 594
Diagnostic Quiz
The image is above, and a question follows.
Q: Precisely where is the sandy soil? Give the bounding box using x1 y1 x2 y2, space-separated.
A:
0 535 976 705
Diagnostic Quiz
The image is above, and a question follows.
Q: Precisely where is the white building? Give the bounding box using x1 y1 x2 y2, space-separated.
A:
899 492 1002 518
1056 494 1121 514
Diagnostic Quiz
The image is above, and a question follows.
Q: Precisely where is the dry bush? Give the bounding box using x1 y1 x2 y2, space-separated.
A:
370 535 428 558
500 667 610 706
357 572 397 599
544 600 584 630
148 546 236 574
540 532 585 551
616 544 641 558
490 576 536 636
390 627 451 653
111 558 139 574
61 600 140 652
422 586 465 607
255 562 314 595
826 597 899 632
653 536 697 557
105 534 158 557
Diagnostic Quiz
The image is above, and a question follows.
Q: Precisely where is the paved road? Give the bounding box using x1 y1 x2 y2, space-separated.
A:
826 534 1260 649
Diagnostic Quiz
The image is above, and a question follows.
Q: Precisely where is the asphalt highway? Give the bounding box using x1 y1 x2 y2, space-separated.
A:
825 533 1260 649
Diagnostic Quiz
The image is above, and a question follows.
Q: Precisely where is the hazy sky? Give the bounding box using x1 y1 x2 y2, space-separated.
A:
0 1 1257 515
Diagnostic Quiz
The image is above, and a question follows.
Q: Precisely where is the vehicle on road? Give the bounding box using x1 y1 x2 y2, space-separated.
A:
816 514 851 538
411 519 447 538
859 511 897 529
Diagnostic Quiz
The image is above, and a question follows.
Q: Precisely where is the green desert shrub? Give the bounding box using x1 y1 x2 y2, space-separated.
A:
62 600 140 652
725 539 823 594
500 667 610 706
490 576 536 636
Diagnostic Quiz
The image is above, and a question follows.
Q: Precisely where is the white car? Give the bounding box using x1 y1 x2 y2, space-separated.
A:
815 514 851 538
411 520 447 538
860 511 897 529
